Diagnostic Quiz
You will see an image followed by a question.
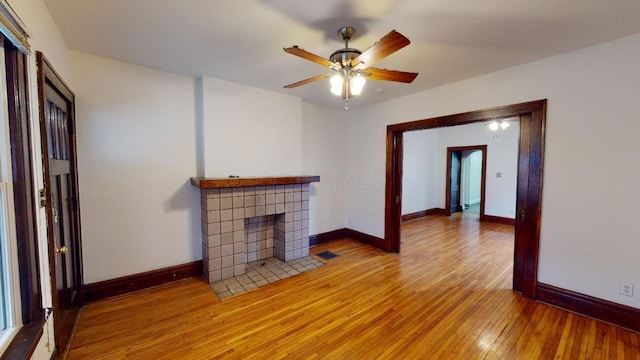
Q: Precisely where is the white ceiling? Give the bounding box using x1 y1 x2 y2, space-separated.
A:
43 0 640 109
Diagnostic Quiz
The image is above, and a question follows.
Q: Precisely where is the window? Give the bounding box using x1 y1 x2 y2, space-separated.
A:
0 36 21 352
0 183 20 352
0 5 45 358
0 18 44 358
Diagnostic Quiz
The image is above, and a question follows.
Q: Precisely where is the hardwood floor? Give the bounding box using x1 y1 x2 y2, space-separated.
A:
66 214 640 359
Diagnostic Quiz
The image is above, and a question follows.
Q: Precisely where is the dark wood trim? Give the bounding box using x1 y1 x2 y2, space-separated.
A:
445 149 454 215
4 38 42 324
191 176 320 189
401 208 445 222
346 228 385 249
445 145 487 220
386 100 546 300
310 228 386 248
387 100 545 132
83 261 203 302
513 104 546 298
309 228 347 246
483 215 516 226
0 316 45 360
537 283 640 333
384 129 403 253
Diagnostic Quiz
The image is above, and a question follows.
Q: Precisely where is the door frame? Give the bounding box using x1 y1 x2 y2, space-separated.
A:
384 100 546 299
36 51 84 352
445 145 487 220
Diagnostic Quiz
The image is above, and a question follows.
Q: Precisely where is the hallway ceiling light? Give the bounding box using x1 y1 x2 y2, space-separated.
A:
489 119 510 131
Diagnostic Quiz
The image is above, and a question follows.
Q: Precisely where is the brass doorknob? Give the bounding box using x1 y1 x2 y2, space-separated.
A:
55 246 68 254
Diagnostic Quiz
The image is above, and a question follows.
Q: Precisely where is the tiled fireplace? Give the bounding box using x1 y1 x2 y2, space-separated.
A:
192 176 320 283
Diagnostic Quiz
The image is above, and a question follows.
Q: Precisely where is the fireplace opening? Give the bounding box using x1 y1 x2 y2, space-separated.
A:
245 215 277 262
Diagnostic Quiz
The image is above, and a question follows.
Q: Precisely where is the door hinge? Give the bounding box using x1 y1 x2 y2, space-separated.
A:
39 188 46 208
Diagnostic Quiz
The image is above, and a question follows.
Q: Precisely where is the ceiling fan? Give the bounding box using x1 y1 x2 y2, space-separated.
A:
283 26 418 109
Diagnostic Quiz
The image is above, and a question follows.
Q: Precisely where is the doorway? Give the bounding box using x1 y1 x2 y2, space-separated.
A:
384 100 546 299
461 150 483 215
445 145 487 220
36 52 84 354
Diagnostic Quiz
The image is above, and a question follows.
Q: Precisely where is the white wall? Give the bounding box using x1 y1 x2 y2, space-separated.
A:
200 76 303 177
13 0 70 78
347 33 640 308
199 77 344 235
302 102 347 235
401 130 438 215
344 109 387 234
70 52 200 283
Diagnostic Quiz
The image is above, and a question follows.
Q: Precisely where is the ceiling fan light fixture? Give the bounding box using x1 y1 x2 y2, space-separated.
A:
330 73 343 96
283 26 418 110
500 120 510 130
489 121 499 131
350 74 366 95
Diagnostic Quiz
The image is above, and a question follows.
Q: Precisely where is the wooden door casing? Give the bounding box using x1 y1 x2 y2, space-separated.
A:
385 100 546 299
36 51 84 354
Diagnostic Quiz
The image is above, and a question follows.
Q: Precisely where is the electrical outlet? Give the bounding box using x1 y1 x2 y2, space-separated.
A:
620 281 634 297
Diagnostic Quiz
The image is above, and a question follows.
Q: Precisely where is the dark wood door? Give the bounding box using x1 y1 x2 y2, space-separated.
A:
37 52 83 354
449 151 462 213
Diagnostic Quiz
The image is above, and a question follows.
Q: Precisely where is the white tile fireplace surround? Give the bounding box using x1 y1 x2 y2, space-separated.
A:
192 176 320 283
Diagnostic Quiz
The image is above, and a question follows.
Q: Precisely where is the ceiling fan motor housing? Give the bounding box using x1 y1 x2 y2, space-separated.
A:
330 26 361 67
330 48 362 67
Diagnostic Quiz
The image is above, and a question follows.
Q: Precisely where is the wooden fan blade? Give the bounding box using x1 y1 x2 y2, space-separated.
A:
360 68 418 83
284 74 331 89
351 30 410 71
284 46 340 69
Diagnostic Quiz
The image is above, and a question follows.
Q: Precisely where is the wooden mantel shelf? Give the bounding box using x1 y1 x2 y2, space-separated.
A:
191 176 320 189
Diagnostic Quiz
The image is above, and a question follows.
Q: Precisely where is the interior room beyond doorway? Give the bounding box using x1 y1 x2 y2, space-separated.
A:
401 118 519 224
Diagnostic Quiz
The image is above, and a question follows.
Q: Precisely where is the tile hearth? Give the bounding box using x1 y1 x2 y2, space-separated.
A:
211 256 324 299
